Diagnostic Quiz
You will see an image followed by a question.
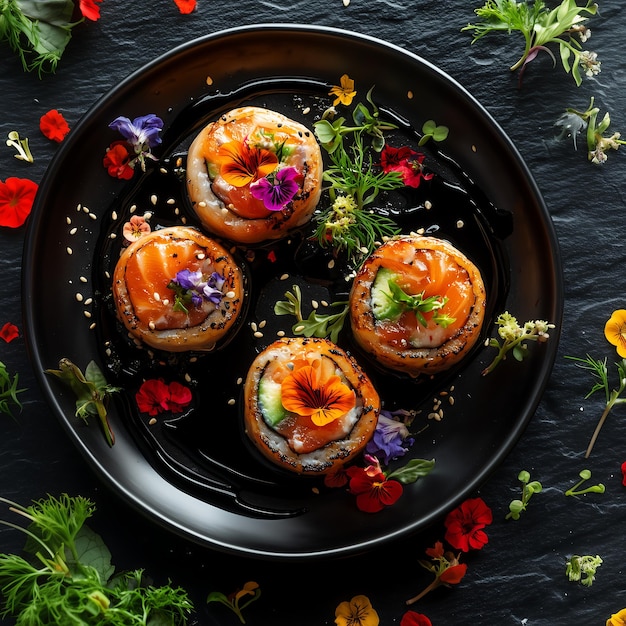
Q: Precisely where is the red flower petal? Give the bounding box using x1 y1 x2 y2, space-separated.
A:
324 466 349 488
621 461 626 487
400 610 433 626
0 177 38 228
425 541 444 559
439 563 467 585
103 141 134 180
166 381 192 413
79 0 103 21
136 379 171 416
40 110 70 142
0 322 19 343
173 0 196 14
444 497 492 552
348 466 403 512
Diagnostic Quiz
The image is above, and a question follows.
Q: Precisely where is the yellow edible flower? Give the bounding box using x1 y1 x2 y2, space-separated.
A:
607 608 626 626
329 74 357 106
604 309 626 358
335 595 379 626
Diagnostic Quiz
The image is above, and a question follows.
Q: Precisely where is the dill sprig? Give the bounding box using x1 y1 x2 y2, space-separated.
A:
0 360 25 419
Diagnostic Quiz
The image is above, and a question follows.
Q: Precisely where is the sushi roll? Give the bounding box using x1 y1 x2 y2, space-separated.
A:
244 337 380 475
186 106 323 244
112 225 245 352
349 235 486 376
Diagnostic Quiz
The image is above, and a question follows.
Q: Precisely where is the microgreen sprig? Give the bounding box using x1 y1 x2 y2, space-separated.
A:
565 469 605 497
506 470 542 520
565 355 626 458
0 360 25 418
565 554 602 587
463 0 599 86
45 358 121 446
419 120 449 146
207 582 261 624
482 311 555 375
274 285 348 344
386 281 454 328
556 97 626 164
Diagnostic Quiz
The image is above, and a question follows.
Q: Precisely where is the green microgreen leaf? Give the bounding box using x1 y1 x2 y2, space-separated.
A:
207 582 261 624
565 554 602 587
274 286 349 344
505 469 542 520
564 468 605 497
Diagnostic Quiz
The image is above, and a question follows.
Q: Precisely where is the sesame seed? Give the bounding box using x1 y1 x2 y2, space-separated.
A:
105 347 112 356
280 273 289 280
76 203 82 212
162 299 170 306
150 195 158 205
277 330 285 337
167 198 176 205
109 233 117 239
227 398 236 406
407 90 414 99
66 216 72 224
251 321 258 332
89 322 96 330
69 227 77 235
149 321 156 330
82 205 89 214
75 293 83 302
176 157 183 168
79 276 88 283
225 290 235 298
456 220 464 228
112 211 118 220
130 204 137 213
236 377 243 385
144 211 153 220
185 373 192 383
181 216 187 224
424 200 432 210
258 320 266 328
149 418 157 425
159 167 168 174
221 208 228 215
206 76 213 85
83 311 92 318
448 396 455 405
66 247 73 255
84 298 93 306
198 201 207 208
104 271 110 279
253 331 263 338
311 300 319 309
302 106 311 114
196 252 206 260
472 145 477 153
328 259 335 269
89 213 97 220
154 292 161 301
294 325 305 332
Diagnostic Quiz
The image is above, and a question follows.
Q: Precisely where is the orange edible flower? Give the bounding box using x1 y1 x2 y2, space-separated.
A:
335 595 379 626
604 309 626 358
608 609 626 626
215 140 278 187
173 0 196 13
281 362 355 426
329 74 357 106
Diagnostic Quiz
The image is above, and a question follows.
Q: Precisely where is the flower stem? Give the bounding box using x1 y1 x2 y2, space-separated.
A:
405 579 440 605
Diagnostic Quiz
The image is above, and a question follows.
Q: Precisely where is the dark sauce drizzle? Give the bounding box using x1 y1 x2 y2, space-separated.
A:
93 78 512 519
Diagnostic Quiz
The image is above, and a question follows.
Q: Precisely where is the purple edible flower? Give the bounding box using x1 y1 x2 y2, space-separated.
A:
109 114 164 149
174 269 203 291
366 411 415 465
249 166 299 211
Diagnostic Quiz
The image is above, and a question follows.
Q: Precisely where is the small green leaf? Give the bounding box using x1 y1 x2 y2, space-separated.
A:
386 458 435 484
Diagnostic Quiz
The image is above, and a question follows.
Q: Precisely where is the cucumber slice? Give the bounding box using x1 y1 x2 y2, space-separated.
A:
258 374 289 427
371 267 403 321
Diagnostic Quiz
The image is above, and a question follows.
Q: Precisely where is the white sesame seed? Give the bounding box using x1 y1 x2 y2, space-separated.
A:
196 252 206 260
69 227 77 235
294 325 305 332
311 300 319 309
84 298 93 306
82 205 89 214
76 203 82 212
236 377 243 385
83 311 92 318
277 330 285 336
184 373 191 383
153 292 161 301
258 320 266 328
424 200 432 210
449 396 455 405
302 106 311 114
75 293 83 302
143 211 153 220
89 322 96 330
162 299 170 306
105 271 111 279
88 213 97 220
167 198 176 205
456 220 464 228
130 204 137 213
328 259 335 269
66 216 72 224
149 321 156 330
79 276 88 283
66 247 73 255
149 418 157 425
109 233 117 239
198 201 207 208
112 211 118 220
227 398 235 406
250 321 258 332
253 331 263 338
225 291 235 298
280 273 289 280
150 195 158 205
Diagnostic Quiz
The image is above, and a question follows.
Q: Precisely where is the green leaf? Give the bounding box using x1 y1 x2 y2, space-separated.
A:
386 458 435 484
74 526 115 583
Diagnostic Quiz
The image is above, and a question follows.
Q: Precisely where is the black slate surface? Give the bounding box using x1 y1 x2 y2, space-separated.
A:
1 2 626 625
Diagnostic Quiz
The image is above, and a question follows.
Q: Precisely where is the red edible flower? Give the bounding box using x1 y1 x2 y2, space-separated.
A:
401 611 433 626
79 0 103 21
380 144 434 189
173 0 196 13
103 141 134 180
136 379 192 416
0 177 38 228
40 110 70 142
444 496 493 552
346 456 403 513
323 465 349 489
621 461 626 487
0 322 19 343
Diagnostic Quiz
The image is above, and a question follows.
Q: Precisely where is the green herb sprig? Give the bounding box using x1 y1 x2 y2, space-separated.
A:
0 0 82 76
0 494 193 624
45 358 121 446
565 554 602 587
274 285 349 344
482 312 555 375
463 0 599 86
385 281 454 328
565 469 605 497
0 360 25 418
565 355 626 458
313 89 404 264
506 470 542 520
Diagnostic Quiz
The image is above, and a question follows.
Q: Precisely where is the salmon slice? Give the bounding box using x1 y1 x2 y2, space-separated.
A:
349 235 486 377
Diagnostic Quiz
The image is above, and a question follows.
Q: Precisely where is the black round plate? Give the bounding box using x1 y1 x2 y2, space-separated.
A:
22 24 563 559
